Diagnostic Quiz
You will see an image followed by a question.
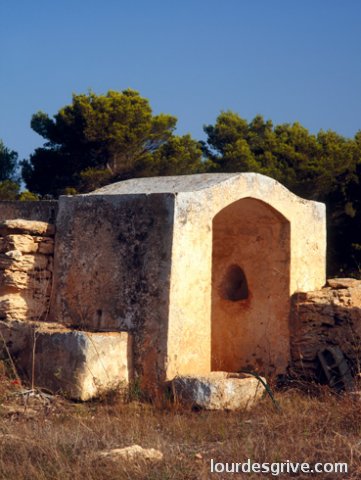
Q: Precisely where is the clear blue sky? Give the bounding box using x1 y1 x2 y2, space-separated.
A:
1 0 361 160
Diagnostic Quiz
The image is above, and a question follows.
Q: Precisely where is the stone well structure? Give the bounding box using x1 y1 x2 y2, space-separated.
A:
0 173 332 398
47 173 326 392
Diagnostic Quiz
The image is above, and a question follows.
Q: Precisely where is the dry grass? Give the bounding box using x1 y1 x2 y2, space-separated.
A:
0 376 360 479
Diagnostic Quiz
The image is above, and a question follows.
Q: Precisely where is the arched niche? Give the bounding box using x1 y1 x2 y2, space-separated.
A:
211 197 291 375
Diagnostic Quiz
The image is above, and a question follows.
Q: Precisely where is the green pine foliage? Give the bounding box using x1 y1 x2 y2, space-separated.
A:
0 140 21 200
22 89 204 196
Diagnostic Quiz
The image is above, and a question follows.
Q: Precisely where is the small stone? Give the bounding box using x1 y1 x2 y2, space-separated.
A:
98 445 163 463
5 250 22 260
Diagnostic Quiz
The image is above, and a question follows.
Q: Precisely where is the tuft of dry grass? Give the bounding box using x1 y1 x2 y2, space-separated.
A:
0 376 359 479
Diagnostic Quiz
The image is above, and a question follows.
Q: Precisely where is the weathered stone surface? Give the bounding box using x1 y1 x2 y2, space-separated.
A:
49 194 174 394
0 291 50 321
0 234 54 255
37 238 54 255
327 278 360 289
0 252 49 272
0 321 133 401
0 320 33 355
0 269 51 291
50 173 325 393
0 272 51 321
211 197 290 375
33 328 132 400
0 201 57 224
0 235 38 254
290 279 361 379
4 249 23 260
0 219 55 236
98 445 163 463
171 372 265 410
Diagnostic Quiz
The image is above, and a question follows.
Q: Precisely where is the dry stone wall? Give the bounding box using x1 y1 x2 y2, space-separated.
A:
0 217 133 400
290 278 361 380
0 219 55 322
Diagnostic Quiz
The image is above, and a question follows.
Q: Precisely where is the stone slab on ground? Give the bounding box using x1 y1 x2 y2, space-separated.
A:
171 372 265 410
98 445 163 463
0 321 133 401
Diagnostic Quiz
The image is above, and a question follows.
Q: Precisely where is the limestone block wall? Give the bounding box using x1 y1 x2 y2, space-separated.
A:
49 194 174 392
0 219 55 322
290 279 361 380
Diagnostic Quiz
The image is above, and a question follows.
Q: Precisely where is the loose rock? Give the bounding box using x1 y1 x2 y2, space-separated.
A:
3 322 133 401
171 372 265 410
98 445 163 463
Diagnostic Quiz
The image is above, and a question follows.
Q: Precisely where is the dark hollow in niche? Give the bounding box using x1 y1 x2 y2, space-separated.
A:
219 265 249 301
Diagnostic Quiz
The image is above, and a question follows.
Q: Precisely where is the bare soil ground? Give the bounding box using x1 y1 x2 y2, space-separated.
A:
0 374 360 480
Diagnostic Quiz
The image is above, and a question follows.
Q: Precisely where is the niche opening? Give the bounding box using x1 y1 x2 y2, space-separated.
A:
219 264 249 301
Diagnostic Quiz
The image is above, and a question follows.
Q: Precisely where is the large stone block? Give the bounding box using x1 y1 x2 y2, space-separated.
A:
50 193 174 393
171 372 265 410
0 321 133 401
0 320 33 355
